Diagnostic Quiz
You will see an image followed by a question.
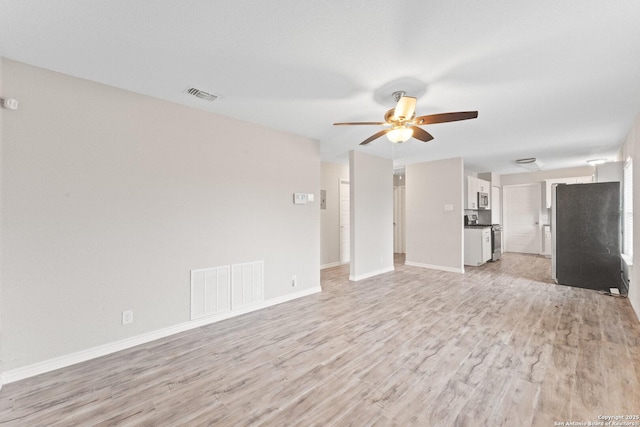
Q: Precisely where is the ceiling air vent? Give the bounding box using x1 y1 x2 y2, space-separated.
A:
185 87 218 102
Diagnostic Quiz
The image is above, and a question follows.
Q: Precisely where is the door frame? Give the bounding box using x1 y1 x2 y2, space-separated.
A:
393 186 406 253
339 178 350 264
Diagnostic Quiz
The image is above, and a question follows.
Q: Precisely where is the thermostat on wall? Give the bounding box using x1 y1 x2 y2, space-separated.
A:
293 193 308 204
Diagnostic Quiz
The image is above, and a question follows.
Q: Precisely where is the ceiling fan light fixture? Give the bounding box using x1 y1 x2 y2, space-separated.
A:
333 94 477 145
387 127 413 143
392 96 417 121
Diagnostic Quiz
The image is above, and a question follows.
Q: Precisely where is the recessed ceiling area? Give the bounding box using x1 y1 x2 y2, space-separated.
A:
1 1 639 174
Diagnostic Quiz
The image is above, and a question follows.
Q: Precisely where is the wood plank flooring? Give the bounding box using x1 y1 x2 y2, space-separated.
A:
1 253 640 426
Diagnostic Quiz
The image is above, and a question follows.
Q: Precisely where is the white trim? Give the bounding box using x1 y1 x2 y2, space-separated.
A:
0 286 322 385
339 177 350 265
623 159 633 257
349 266 394 281
405 261 464 274
320 261 341 270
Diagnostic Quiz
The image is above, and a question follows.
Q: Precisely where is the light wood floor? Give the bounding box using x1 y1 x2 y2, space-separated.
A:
1 253 640 426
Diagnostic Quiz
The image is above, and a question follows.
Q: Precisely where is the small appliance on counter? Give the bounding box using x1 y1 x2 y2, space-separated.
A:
464 214 478 226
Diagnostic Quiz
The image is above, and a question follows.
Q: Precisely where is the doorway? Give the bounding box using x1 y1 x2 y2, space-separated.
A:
339 179 350 264
393 186 406 253
503 183 541 254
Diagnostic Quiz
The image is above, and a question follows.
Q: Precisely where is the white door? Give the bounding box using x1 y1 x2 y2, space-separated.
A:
503 184 541 254
339 179 350 264
393 186 406 253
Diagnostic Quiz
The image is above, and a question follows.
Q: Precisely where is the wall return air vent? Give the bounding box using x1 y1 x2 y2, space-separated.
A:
185 87 218 102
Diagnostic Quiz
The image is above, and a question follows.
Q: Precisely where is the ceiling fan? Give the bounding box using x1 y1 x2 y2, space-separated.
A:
334 91 478 145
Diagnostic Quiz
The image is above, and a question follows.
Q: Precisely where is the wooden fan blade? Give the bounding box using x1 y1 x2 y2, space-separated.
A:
410 126 434 142
360 129 391 145
414 111 478 125
393 96 417 120
333 122 386 126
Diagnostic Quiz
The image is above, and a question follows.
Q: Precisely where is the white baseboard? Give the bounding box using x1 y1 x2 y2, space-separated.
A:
405 261 464 274
320 261 341 270
1 286 322 386
349 266 394 281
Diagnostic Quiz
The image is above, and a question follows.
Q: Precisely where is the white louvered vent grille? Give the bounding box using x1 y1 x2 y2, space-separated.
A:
190 261 264 320
190 266 231 320
185 87 218 102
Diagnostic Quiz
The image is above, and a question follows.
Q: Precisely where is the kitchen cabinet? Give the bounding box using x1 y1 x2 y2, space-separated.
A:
544 176 593 208
477 180 489 193
542 225 551 257
595 161 623 183
464 227 492 266
465 177 478 209
465 177 491 210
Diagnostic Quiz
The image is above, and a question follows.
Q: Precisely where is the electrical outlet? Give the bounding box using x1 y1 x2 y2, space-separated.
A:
292 275 297 287
122 310 133 325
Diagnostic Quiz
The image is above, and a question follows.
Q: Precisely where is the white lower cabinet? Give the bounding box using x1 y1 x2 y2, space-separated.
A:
542 225 551 257
464 227 492 266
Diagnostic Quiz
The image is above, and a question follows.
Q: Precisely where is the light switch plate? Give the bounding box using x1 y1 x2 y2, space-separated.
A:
444 204 454 211
308 193 315 202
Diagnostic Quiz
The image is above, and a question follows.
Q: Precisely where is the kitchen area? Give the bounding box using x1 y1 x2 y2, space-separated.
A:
395 157 628 296
461 162 627 295
463 175 502 267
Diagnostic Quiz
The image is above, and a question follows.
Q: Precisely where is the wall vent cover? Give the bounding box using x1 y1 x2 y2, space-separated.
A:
185 87 218 102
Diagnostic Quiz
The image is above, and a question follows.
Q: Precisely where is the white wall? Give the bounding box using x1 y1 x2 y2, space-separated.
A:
478 172 501 187
405 157 465 273
500 166 595 186
0 58 320 373
320 161 348 268
349 151 393 281
619 113 640 320
0 55 4 381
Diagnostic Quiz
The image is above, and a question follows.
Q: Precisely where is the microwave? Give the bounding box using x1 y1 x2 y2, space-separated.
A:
478 192 489 209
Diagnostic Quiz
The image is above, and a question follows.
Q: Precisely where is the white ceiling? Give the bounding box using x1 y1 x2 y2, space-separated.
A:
1 1 639 174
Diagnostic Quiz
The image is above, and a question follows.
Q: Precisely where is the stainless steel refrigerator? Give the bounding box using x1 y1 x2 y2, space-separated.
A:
551 182 621 291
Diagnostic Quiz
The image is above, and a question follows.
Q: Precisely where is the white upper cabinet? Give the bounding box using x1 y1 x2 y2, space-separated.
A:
466 176 478 209
465 176 491 210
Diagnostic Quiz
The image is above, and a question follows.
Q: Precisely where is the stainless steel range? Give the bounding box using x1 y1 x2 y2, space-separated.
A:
491 225 502 261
